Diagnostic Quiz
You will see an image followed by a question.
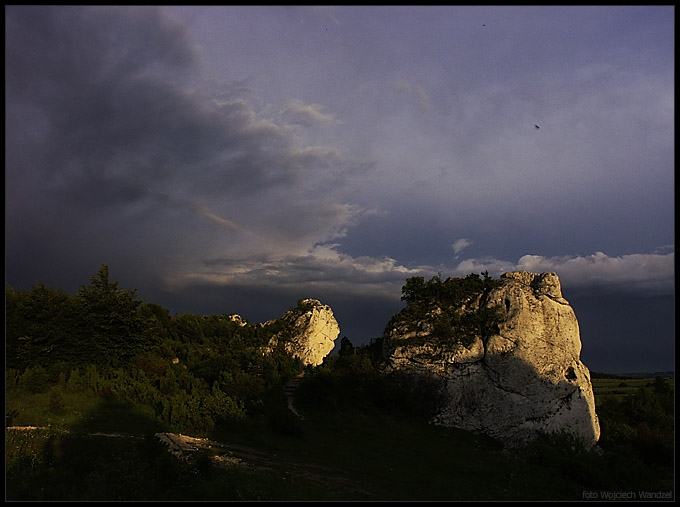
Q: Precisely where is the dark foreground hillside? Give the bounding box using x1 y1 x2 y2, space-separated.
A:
6 364 675 501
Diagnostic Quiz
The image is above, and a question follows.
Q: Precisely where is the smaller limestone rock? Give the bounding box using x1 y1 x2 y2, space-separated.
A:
268 299 340 367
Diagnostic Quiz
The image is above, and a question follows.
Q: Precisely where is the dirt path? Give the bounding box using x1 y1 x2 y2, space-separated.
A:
155 431 375 496
7 426 374 497
282 371 306 420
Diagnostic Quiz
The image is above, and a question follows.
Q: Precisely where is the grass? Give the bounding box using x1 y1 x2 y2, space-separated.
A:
6 407 585 501
287 409 583 501
6 388 99 430
6 387 163 434
5 377 675 501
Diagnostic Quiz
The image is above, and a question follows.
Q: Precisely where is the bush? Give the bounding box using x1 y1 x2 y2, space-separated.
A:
297 347 445 422
519 431 608 488
20 365 50 394
48 389 66 415
267 405 304 437
518 428 673 492
6 369 21 390
596 381 674 467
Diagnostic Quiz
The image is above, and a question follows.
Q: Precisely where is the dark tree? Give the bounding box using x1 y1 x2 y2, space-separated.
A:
76 265 146 364
338 336 355 357
6 282 80 369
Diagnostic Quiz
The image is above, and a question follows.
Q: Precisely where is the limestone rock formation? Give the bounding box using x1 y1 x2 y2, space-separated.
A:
385 271 600 448
268 299 340 367
226 314 248 327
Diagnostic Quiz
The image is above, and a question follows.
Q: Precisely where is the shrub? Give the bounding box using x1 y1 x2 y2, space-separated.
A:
519 431 609 488
133 351 168 378
6 369 21 390
48 389 66 415
20 365 50 394
596 380 674 468
267 405 303 437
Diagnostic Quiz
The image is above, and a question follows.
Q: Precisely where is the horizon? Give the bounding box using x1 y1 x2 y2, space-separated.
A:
6 266 673 376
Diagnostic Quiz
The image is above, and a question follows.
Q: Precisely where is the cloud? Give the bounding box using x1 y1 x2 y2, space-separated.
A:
6 6 373 289
168 242 430 300
452 238 473 256
453 251 675 296
171 224 674 301
282 98 338 126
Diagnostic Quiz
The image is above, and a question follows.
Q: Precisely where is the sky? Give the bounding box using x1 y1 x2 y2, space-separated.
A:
5 6 674 374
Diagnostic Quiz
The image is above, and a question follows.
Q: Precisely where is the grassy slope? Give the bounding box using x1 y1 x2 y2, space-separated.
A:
6 377 675 501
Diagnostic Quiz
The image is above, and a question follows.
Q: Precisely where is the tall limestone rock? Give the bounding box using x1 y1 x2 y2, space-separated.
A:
268 299 340 367
385 271 600 448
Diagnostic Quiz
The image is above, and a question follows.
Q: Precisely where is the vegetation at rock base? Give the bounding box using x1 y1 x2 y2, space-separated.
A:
5 267 675 501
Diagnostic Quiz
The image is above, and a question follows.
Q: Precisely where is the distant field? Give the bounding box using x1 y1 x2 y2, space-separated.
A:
592 376 674 403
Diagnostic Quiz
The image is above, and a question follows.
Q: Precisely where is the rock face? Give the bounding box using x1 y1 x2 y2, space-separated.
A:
386 271 600 448
268 299 340 367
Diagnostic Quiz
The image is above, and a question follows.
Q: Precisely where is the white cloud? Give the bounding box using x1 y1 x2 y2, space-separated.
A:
282 98 338 126
453 251 675 295
452 238 473 256
169 242 429 299
168 246 674 303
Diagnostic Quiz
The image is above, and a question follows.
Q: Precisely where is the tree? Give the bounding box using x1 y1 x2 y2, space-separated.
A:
400 276 426 305
338 336 355 357
77 265 146 364
390 272 502 348
5 283 81 369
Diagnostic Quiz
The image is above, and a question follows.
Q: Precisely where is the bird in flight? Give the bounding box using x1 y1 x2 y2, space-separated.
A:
534 124 540 129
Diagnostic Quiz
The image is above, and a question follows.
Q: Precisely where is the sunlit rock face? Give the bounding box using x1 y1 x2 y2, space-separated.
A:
386 271 600 448
269 299 340 367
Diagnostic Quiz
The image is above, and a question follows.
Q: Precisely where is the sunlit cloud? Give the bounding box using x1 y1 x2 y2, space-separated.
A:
453 251 675 295
452 238 473 257
169 244 675 304
173 244 426 299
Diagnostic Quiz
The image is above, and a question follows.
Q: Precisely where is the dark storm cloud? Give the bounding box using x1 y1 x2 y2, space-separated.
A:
6 5 369 294
6 6 353 208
